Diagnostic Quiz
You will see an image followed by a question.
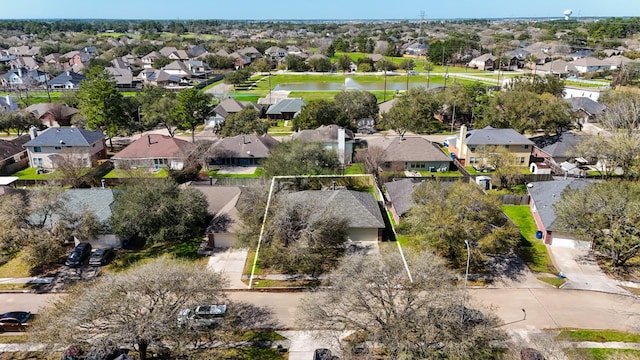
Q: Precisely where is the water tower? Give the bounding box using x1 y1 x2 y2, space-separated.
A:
564 9 573 20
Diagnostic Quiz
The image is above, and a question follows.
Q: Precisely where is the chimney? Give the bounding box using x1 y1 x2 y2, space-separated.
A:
458 125 468 159
17 67 23 78
29 126 38 140
337 127 346 165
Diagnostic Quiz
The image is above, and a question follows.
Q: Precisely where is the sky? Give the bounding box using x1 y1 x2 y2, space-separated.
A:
0 0 636 20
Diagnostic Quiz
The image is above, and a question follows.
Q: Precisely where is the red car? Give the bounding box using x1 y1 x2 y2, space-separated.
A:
0 311 34 332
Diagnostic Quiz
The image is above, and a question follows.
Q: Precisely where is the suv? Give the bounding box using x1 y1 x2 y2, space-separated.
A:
65 243 92 267
177 304 227 328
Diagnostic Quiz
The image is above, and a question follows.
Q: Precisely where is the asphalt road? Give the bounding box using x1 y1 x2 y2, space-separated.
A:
0 293 62 315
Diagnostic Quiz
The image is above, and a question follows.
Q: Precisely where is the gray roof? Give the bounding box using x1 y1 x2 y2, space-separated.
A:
284 190 385 229
293 125 354 143
23 127 105 147
531 132 584 159
465 126 534 146
0 135 28 160
527 179 593 231
567 97 606 116
384 179 417 217
266 98 306 115
382 137 452 163
30 188 118 229
210 134 279 159
48 71 85 86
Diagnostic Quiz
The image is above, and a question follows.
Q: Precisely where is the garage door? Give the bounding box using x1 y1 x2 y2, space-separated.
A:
551 236 591 249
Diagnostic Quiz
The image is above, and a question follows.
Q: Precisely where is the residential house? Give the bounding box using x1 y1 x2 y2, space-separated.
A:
141 51 161 68
536 59 577 77
1 67 49 89
111 134 193 170
292 125 354 165
378 136 452 172
384 178 418 225
567 97 606 125
137 69 182 87
602 55 633 70
205 98 262 128
25 103 79 127
63 50 91 66
283 189 385 243
207 134 278 167
229 52 251 69
266 98 306 121
0 95 19 111
23 127 106 169
468 54 496 70
446 125 534 168
264 46 287 60
162 60 194 78
191 184 243 248
0 135 30 175
44 53 61 65
185 60 212 77
187 45 208 58
238 46 264 62
530 132 584 175
7 45 40 57
570 57 610 73
569 49 593 60
9 56 42 70
367 54 385 63
105 67 134 88
404 41 429 56
48 71 85 90
528 179 593 248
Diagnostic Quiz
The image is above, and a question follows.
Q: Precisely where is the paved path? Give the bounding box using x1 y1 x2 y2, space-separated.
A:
207 248 249 289
277 330 351 360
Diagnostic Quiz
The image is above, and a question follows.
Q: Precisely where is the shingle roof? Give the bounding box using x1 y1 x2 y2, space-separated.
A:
528 179 593 231
0 135 28 160
48 71 85 86
29 188 118 229
284 190 385 229
465 126 534 146
382 137 452 163
292 125 354 143
25 103 78 119
384 179 417 217
23 127 104 147
112 134 192 160
210 134 279 159
189 184 242 233
266 98 306 115
567 97 606 116
531 132 584 159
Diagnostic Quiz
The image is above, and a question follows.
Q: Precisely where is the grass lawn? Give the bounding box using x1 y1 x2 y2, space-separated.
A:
417 170 463 177
502 205 557 274
11 167 52 180
345 163 365 175
105 238 207 273
538 276 567 287
557 329 640 343
102 168 169 179
565 80 611 88
564 348 640 360
0 252 32 277
268 121 293 135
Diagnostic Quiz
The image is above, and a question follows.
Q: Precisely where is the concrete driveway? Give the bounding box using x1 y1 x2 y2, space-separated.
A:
277 330 351 360
206 248 249 289
548 246 629 295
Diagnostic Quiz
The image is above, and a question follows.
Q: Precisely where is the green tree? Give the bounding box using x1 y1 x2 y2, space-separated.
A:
292 99 349 131
173 88 212 142
220 108 268 137
152 56 173 69
555 180 640 268
405 181 520 269
325 42 335 58
378 87 443 138
336 54 352 73
298 250 507 359
0 110 41 136
506 74 565 97
136 85 180 136
263 140 340 177
334 90 379 126
251 58 272 73
224 67 251 87
399 58 416 91
76 66 129 151
284 54 309 72
308 56 332 72
110 179 208 245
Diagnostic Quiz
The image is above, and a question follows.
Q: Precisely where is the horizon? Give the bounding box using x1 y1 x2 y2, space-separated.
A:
0 0 635 21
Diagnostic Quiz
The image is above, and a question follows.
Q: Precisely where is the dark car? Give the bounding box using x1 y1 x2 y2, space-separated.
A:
314 348 333 360
0 311 34 332
65 242 92 267
88 247 115 266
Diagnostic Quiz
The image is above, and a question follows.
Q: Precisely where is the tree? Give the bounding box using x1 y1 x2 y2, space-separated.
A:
506 74 565 97
405 181 520 269
574 134 640 179
251 58 272 73
77 66 129 151
30 258 229 360
110 179 208 245
336 54 352 73
152 56 173 69
136 85 180 136
334 90 379 126
378 87 443 138
325 42 335 58
260 194 349 277
284 54 309 72
0 110 41 136
599 91 640 137
555 180 640 268
424 61 434 88
399 58 416 91
263 140 340 178
219 108 268 137
487 145 525 188
224 68 251 87
308 56 332 72
298 250 507 359
173 88 212 142
291 99 349 131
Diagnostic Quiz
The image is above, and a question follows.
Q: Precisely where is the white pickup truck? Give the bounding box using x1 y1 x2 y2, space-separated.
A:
177 304 227 328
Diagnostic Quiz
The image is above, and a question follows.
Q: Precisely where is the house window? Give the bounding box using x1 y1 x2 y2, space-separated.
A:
33 146 42 153
519 157 526 164
504 145 509 149
469 157 476 164
153 158 168 167
522 144 529 149
469 146 476 152
54 146 62 150
33 158 43 167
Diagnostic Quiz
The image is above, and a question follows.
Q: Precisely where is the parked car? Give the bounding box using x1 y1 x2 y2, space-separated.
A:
314 348 333 360
0 311 34 332
177 304 227 328
89 247 115 266
65 242 92 267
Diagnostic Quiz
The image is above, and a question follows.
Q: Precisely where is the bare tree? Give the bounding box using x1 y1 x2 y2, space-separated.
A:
297 250 507 359
355 145 385 176
50 148 95 188
30 257 266 360
599 92 640 136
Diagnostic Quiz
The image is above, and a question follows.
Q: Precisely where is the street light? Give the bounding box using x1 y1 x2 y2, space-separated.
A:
461 239 471 323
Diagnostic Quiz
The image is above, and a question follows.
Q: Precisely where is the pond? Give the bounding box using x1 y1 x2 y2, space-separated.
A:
273 77 438 91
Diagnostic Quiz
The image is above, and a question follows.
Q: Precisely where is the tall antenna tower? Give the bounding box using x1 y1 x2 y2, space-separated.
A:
419 10 425 38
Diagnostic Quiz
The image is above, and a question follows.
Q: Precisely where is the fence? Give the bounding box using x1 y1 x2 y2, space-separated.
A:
499 194 530 205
